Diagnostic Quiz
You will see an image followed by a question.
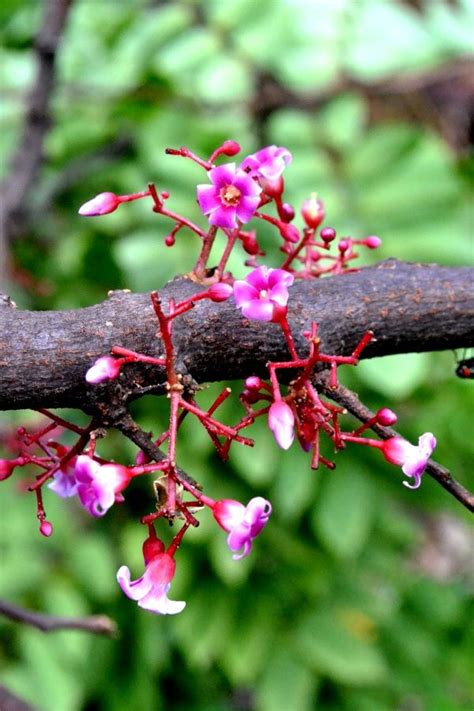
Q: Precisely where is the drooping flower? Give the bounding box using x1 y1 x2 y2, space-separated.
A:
78 192 121 216
117 552 185 615
268 400 295 450
241 145 292 182
233 265 294 322
197 163 262 229
85 356 122 384
117 528 186 615
74 455 131 516
212 497 272 560
382 433 436 489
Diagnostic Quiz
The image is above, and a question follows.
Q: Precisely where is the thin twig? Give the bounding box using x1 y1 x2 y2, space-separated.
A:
316 372 474 513
0 598 118 637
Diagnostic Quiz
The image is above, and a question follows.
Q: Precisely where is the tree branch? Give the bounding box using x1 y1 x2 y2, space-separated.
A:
0 598 117 637
316 373 474 513
1 260 472 411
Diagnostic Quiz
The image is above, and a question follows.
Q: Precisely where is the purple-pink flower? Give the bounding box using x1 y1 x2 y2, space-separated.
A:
48 457 79 498
233 265 294 322
268 400 295 450
86 356 122 384
241 145 292 182
382 433 436 489
212 497 272 560
196 163 262 229
74 455 131 516
117 551 185 615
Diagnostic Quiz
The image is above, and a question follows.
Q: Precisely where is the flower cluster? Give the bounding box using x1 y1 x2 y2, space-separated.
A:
0 141 440 618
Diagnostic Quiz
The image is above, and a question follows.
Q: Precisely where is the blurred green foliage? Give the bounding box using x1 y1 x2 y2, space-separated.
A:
1 1 473 710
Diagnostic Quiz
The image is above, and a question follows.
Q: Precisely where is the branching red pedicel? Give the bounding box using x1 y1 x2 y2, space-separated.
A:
1 141 441 616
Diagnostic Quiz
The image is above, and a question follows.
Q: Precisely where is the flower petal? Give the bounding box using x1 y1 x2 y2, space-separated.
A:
241 300 274 321
208 206 237 229
117 566 154 600
197 184 220 214
209 163 236 189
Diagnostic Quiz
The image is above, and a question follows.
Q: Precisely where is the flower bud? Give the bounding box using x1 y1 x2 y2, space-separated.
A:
279 223 300 244
241 232 260 255
86 356 122 384
338 239 350 253
208 282 233 302
301 194 325 229
280 202 295 223
268 400 295 450
245 376 263 390
78 192 120 216
376 408 397 426
0 458 17 481
39 520 53 537
220 140 241 156
142 532 166 565
320 227 336 243
365 235 382 249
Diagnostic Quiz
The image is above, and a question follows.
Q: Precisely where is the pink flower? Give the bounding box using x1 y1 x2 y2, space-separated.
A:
241 145 292 182
74 455 131 516
382 433 436 489
197 163 262 229
268 400 295 450
48 457 79 498
117 552 185 615
86 356 122 384
233 265 294 321
212 497 272 560
78 192 120 216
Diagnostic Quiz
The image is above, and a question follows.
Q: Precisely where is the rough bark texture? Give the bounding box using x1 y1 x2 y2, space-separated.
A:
1 260 473 413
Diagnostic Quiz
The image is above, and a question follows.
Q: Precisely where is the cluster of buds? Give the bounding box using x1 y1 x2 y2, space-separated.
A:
1 142 437 615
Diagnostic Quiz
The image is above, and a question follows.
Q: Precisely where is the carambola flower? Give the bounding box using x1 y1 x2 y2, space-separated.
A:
74 455 131 516
48 458 79 498
117 528 186 615
117 552 185 615
382 433 436 489
233 265 294 322
78 192 121 216
197 163 262 229
241 145 292 182
212 497 272 560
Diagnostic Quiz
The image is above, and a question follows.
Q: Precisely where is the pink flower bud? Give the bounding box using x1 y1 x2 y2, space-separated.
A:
280 203 295 223
338 239 350 253
301 194 325 229
376 408 397 426
279 223 300 244
142 532 166 565
320 227 336 243
0 458 17 480
365 235 382 249
220 140 241 157
208 282 233 302
268 400 295 450
40 520 53 537
245 376 263 390
260 175 284 197
78 192 120 216
241 232 260 255
86 356 122 384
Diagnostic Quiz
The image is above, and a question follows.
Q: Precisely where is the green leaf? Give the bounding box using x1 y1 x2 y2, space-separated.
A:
356 353 430 400
293 608 388 685
312 461 375 559
257 648 319 711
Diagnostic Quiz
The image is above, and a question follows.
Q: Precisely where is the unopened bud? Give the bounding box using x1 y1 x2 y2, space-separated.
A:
208 282 233 302
338 239 350 253
320 227 336 243
78 192 120 216
261 175 284 198
301 194 325 229
245 376 263 390
376 408 398 426
85 356 122 384
279 223 300 244
0 458 17 481
40 520 53 537
280 203 295 223
365 235 382 249
209 140 241 162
